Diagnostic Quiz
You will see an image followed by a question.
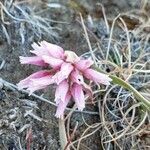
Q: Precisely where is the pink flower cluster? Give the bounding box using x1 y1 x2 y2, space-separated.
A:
17 41 112 118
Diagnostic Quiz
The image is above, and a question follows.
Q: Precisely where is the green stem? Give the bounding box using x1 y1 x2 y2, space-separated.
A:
95 67 150 110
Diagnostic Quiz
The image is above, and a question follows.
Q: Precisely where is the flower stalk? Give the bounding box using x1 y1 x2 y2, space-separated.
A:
59 118 68 150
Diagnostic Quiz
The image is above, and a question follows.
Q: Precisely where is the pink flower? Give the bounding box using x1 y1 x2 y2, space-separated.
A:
17 41 112 118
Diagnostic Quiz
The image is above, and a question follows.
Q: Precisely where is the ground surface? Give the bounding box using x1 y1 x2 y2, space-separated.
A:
0 0 150 150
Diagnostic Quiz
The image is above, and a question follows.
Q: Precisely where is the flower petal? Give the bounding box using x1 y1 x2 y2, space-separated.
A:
71 83 85 111
17 70 51 90
55 92 71 118
27 85 47 95
83 69 112 85
31 42 50 56
75 58 93 71
64 51 80 63
40 41 64 59
31 41 64 59
71 70 93 101
54 80 69 103
81 83 93 101
70 69 84 85
20 75 54 95
31 75 54 87
19 56 47 66
52 63 73 84
42 55 64 68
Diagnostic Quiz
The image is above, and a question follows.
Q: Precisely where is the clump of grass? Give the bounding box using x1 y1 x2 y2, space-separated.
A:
66 7 150 149
93 12 149 150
